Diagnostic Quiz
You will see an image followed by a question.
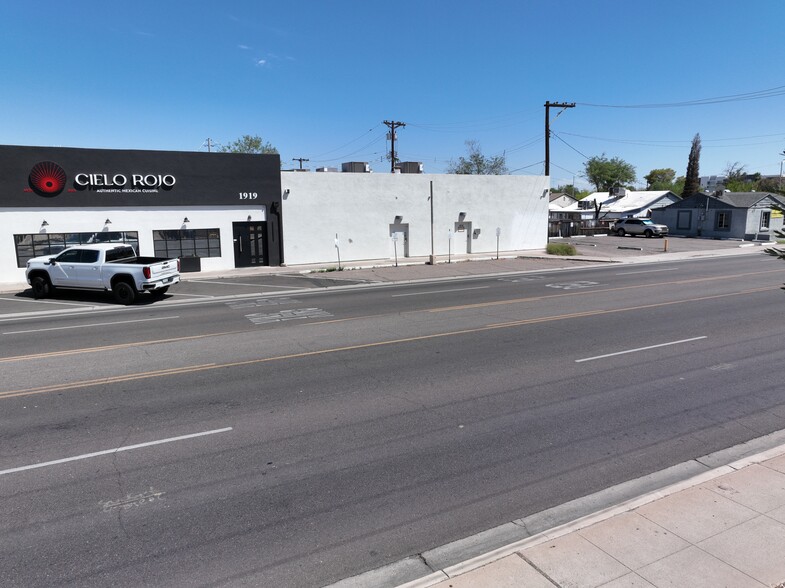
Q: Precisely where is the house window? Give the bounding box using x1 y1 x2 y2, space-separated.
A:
13 231 139 268
716 211 731 230
760 211 771 230
677 211 692 230
153 228 221 258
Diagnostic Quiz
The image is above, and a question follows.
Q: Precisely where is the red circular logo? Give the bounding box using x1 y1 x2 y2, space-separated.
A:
29 161 67 195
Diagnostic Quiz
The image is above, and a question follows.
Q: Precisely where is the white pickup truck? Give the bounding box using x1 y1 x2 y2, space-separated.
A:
26 243 180 305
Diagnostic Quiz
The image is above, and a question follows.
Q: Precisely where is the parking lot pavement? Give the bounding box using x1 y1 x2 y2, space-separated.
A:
554 233 769 259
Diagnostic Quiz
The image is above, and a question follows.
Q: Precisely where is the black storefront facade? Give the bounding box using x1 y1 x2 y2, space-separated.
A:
0 145 283 283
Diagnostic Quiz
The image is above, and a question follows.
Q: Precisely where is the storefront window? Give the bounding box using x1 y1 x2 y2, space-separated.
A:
153 229 221 259
13 231 139 268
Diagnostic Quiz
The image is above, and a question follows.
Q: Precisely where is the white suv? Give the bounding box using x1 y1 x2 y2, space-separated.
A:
611 218 669 238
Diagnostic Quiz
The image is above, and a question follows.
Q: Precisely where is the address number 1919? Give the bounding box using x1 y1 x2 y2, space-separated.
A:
239 192 258 200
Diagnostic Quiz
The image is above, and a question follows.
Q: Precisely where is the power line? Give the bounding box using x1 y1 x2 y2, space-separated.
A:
550 131 591 160
309 125 381 159
577 84 785 109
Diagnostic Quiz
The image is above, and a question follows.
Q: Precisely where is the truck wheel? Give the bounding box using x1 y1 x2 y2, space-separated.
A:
31 276 51 299
113 281 137 305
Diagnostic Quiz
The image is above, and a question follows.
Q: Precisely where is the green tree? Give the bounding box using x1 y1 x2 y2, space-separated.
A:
756 176 785 195
220 134 278 154
682 133 701 197
446 140 508 175
644 168 676 191
671 176 686 195
582 154 636 192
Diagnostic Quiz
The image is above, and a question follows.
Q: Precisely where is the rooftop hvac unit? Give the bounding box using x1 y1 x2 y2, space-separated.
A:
341 162 370 173
611 187 627 197
399 161 423 174
316 167 339 173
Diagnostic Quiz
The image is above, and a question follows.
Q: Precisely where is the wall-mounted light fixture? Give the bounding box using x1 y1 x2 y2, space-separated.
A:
41 220 49 227
104 218 112 225
247 215 252 222
394 215 403 224
458 212 467 221
182 217 190 224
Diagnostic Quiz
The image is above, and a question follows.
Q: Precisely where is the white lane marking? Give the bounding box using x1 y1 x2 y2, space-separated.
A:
168 292 218 298
391 286 490 298
3 315 180 335
0 427 233 477
575 336 707 363
616 268 677 275
189 280 294 288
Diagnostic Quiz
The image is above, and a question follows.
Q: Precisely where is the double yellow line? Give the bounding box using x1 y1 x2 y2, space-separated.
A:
0 284 778 401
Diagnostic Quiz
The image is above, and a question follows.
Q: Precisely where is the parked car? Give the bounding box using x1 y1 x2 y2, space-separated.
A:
26 244 180 305
611 218 669 238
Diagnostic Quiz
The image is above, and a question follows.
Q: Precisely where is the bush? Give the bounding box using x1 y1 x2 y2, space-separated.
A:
546 242 577 256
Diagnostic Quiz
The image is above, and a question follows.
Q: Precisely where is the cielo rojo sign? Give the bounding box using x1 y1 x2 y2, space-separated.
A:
73 172 177 190
27 160 176 196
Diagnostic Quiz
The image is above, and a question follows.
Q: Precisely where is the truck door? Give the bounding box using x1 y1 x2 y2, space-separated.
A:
48 249 83 286
75 249 103 289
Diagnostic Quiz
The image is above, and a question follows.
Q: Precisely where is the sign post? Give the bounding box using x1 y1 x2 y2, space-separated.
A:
334 234 342 271
495 227 501 260
448 229 453 264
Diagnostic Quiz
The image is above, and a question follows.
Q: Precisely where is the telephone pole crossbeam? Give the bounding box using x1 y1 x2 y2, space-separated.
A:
544 101 575 176
292 157 310 170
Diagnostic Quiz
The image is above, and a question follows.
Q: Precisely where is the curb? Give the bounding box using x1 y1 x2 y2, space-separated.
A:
327 429 785 588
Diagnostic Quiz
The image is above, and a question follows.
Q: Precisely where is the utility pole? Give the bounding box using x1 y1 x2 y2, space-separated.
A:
292 157 309 170
383 120 406 173
204 138 217 152
544 102 575 176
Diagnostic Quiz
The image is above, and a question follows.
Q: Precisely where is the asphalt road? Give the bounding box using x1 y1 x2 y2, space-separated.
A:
1 253 784 587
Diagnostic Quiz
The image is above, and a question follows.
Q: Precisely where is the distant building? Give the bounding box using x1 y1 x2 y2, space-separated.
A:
651 191 785 240
555 188 681 220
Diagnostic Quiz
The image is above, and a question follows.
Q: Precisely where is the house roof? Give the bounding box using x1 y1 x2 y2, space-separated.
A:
558 190 679 214
664 191 785 210
549 192 576 202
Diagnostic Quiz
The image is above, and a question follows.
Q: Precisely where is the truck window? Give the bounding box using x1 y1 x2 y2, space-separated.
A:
56 250 82 263
105 246 135 262
80 249 100 263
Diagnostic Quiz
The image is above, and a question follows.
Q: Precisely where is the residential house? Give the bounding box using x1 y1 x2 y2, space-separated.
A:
558 188 681 221
651 191 785 241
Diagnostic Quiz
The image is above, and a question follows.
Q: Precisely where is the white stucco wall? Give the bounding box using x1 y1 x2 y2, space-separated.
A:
280 172 549 265
0 206 265 284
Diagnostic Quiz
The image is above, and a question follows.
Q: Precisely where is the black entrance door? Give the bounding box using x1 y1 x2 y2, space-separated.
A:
233 222 268 267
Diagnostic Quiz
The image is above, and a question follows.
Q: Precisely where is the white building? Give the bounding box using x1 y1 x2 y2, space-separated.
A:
0 145 549 285
280 171 549 266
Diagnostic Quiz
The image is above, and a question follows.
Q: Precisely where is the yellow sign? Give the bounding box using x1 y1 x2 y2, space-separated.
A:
772 209 784 218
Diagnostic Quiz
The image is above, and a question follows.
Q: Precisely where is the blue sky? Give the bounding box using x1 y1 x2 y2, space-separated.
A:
3 0 785 189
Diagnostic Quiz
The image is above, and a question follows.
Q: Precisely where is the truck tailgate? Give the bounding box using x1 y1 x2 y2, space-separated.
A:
147 259 179 280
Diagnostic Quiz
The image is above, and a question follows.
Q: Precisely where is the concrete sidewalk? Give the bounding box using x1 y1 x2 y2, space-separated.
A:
398 443 785 588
